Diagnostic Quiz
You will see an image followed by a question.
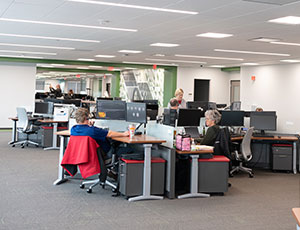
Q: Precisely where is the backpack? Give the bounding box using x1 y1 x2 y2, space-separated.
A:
214 127 233 160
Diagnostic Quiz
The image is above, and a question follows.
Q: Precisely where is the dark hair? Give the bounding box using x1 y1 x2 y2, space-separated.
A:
170 98 179 107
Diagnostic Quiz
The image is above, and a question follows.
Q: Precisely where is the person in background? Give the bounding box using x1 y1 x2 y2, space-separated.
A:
169 98 179 110
168 88 187 109
65 89 75 99
256 107 263 112
200 109 222 146
49 84 63 98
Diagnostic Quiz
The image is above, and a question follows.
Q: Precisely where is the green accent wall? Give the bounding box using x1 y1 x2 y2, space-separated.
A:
163 67 177 107
111 72 120 97
221 66 240 72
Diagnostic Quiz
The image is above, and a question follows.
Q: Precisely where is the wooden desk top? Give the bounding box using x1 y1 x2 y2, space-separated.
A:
292 208 300 226
38 119 68 123
56 130 70 136
81 100 96 104
176 149 214 155
111 135 166 144
231 136 298 142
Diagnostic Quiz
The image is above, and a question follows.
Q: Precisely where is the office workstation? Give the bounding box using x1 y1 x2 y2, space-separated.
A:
2 1 300 229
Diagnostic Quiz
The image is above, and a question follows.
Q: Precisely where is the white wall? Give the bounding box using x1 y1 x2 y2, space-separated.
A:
1 62 36 128
177 67 232 105
241 64 300 134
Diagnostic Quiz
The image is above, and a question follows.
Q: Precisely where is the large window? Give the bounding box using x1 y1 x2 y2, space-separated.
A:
36 80 45 91
67 79 86 93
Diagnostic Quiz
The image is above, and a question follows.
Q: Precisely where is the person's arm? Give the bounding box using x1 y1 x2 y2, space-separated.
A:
107 130 129 137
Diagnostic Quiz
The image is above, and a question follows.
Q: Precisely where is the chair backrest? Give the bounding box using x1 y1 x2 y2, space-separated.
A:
214 127 233 160
240 127 254 161
16 107 29 132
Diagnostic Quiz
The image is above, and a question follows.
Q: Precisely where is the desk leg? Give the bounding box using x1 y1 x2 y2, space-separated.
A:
128 144 163 202
178 155 210 199
53 135 68 185
8 120 17 145
293 141 297 174
44 123 59 151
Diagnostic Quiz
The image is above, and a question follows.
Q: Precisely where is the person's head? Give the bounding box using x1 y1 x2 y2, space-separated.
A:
204 109 221 127
174 88 184 101
256 107 263 112
75 108 89 124
56 84 61 89
68 89 74 95
169 98 179 110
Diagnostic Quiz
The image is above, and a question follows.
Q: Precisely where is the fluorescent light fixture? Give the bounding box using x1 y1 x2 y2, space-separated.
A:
37 64 55 68
88 65 103 68
123 61 177 66
196 32 233 38
271 41 300 46
209 65 226 68
124 67 137 70
118 50 142 54
0 32 100 43
280 59 300 63
154 54 165 57
269 16 300 25
0 49 56 55
68 0 198 15
214 49 290 57
0 54 43 59
51 64 66 67
250 37 280 43
145 58 206 64
0 42 74 50
150 43 179 47
77 58 95 61
175 54 243 61
95 54 116 58
241 63 259 66
76 67 89 69
0 18 137 32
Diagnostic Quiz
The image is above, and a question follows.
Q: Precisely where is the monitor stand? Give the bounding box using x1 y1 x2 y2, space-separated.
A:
184 127 200 138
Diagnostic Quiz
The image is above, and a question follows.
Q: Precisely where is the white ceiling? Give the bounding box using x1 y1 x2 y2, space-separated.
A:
1 0 300 67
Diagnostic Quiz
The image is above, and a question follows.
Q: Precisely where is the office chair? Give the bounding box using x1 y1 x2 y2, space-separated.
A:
230 127 254 178
12 107 39 148
61 136 117 193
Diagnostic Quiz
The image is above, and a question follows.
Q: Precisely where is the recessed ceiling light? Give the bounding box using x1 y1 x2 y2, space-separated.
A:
145 58 206 64
0 18 137 32
241 63 259 66
123 61 177 66
118 50 142 54
271 41 300 46
37 64 54 68
150 43 179 47
0 54 44 59
209 65 226 68
95 54 116 58
0 42 74 50
280 59 300 63
51 64 66 67
76 67 89 69
0 49 56 55
196 32 233 38
250 37 280 42
154 54 165 57
68 0 198 15
269 16 300 25
0 33 100 43
214 49 290 56
175 54 243 61
77 58 95 61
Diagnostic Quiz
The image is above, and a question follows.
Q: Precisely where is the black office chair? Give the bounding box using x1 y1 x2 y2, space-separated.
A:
12 107 39 148
214 127 233 161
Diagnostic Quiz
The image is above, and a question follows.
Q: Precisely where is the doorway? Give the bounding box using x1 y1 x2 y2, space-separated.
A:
230 80 240 103
194 79 210 101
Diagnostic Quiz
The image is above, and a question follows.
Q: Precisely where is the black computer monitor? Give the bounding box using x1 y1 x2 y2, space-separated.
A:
219 111 245 126
126 102 147 124
62 99 81 107
73 94 87 99
163 108 177 127
96 100 126 120
177 109 204 127
133 100 158 120
97 97 113 101
187 101 216 111
34 102 54 116
250 111 277 134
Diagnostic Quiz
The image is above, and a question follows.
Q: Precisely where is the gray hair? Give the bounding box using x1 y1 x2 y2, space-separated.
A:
75 108 89 123
205 109 221 124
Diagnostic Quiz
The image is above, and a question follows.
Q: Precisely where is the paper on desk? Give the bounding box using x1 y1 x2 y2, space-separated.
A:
191 145 214 151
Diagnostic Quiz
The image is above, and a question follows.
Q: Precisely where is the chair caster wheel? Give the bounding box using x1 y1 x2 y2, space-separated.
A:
249 173 254 178
87 188 92 193
12 145 15 147
80 184 85 189
229 173 234 177
112 188 118 193
21 145 24 149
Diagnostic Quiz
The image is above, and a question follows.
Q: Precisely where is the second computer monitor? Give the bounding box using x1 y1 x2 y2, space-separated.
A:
126 102 147 124
177 109 204 127
96 100 126 120
219 111 245 126
250 111 277 133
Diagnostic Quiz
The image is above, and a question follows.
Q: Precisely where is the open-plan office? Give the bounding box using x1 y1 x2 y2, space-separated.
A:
1 0 300 229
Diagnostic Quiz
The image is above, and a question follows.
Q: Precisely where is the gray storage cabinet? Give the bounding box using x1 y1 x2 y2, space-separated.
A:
41 126 67 147
272 144 293 171
198 155 230 193
119 157 165 197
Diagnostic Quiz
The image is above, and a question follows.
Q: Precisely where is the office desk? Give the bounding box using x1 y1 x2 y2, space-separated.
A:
176 149 214 199
111 135 166 202
231 135 298 174
39 119 68 151
53 130 70 185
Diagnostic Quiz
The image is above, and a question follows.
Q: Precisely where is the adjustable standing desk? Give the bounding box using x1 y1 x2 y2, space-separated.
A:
111 135 166 202
231 135 298 174
176 149 214 199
